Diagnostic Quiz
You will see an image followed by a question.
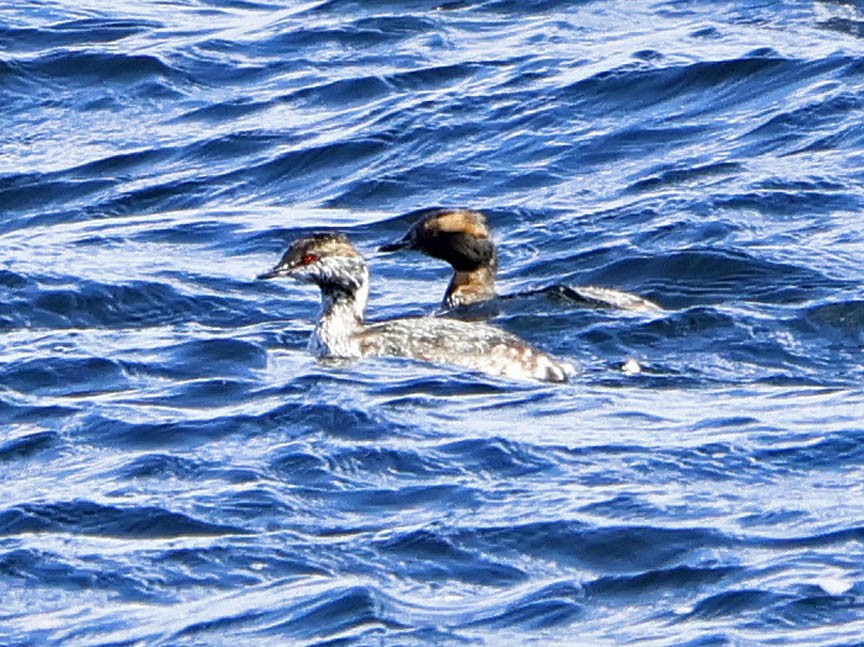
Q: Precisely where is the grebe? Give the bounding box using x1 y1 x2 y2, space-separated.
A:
379 207 662 312
258 233 574 383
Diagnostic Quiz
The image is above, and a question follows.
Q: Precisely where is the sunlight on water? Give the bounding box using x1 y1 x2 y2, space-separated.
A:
1 1 863 645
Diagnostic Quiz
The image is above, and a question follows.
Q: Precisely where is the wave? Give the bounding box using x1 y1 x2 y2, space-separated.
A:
0 500 246 538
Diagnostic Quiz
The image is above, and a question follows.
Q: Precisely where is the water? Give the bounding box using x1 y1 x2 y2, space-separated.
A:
2 0 864 644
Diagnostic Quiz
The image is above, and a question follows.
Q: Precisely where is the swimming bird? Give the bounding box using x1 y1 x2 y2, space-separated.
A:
258 233 574 382
379 207 662 313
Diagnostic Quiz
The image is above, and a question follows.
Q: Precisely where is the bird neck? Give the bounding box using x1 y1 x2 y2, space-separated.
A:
310 265 369 357
444 263 497 308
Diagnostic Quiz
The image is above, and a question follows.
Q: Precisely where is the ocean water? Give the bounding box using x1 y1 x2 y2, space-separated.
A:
2 0 864 644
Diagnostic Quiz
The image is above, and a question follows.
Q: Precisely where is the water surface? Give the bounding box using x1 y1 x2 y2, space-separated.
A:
2 1 864 644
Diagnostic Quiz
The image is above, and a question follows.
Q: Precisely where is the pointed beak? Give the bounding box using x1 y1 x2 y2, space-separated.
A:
257 264 289 280
257 269 279 280
378 237 411 253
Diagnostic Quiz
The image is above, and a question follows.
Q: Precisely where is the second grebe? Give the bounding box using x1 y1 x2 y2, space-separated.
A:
258 233 575 383
379 207 662 313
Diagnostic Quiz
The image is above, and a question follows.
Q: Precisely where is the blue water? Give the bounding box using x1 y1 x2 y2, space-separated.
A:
2 0 864 644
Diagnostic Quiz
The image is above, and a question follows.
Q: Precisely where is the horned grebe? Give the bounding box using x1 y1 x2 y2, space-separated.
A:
379 207 662 312
258 233 574 383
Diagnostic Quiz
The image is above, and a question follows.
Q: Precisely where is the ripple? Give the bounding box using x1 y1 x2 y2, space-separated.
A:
3 280 260 329
687 589 793 620
0 18 161 53
583 249 843 306
0 501 246 538
0 356 128 397
435 437 555 477
0 430 62 462
752 431 864 471
459 521 730 572
375 529 526 586
0 547 158 602
18 50 182 86
459 580 584 630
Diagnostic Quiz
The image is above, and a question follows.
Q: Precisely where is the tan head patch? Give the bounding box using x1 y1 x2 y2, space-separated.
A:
424 209 490 238
301 233 361 259
321 237 361 258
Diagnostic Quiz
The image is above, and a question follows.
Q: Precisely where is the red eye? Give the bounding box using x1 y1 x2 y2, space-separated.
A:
301 253 318 265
